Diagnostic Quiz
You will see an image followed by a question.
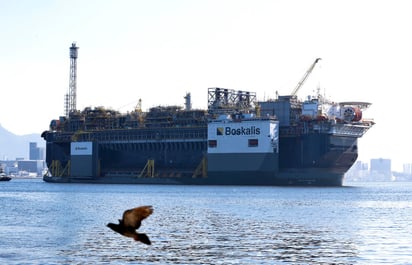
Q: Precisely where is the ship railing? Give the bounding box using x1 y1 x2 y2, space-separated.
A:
279 119 374 137
208 116 276 123
81 128 207 142
330 123 373 137
50 126 208 142
48 132 73 142
279 120 334 136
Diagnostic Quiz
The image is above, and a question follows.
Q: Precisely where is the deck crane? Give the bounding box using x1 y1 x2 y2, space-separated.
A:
290 58 321 97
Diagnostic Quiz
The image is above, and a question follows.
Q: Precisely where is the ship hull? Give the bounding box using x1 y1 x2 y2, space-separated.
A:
43 130 355 186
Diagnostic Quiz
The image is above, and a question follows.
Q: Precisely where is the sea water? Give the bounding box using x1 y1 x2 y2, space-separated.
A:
1 179 411 264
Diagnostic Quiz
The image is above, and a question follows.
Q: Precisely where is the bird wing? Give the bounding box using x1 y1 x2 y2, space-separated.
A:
122 205 153 229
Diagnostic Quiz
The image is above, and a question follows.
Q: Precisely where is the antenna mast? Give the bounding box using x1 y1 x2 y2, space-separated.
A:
65 42 79 116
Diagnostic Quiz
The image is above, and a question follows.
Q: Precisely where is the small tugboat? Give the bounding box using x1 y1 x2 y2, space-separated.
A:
0 168 11 181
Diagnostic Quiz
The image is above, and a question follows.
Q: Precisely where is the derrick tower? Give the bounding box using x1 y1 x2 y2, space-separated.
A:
65 42 79 116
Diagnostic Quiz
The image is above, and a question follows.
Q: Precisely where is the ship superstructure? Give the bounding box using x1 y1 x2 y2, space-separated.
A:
259 95 373 185
42 86 373 186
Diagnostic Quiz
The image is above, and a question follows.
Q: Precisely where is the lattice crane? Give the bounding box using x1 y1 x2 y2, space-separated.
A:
291 58 321 97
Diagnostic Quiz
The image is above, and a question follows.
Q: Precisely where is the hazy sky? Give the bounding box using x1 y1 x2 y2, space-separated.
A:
0 0 411 170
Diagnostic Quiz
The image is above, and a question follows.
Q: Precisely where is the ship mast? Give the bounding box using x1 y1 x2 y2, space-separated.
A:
65 42 79 117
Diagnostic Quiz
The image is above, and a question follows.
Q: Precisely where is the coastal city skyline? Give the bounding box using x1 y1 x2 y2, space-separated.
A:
1 1 411 171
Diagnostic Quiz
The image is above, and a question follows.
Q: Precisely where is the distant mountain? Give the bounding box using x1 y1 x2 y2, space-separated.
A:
0 124 44 160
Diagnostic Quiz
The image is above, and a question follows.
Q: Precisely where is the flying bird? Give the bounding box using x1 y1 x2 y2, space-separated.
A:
107 205 153 245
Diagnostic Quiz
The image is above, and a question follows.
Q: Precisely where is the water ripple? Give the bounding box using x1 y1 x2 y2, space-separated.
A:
1 180 412 264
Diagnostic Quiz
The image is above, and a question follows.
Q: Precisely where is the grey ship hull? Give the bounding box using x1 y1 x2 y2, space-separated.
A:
43 129 356 186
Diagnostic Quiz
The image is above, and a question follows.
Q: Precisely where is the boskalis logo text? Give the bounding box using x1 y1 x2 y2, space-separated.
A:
217 126 261 136
75 146 88 151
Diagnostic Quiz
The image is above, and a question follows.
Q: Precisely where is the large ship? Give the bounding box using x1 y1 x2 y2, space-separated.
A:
42 45 374 186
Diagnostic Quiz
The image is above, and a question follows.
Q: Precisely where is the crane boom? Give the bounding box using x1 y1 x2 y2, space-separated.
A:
291 58 321 97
